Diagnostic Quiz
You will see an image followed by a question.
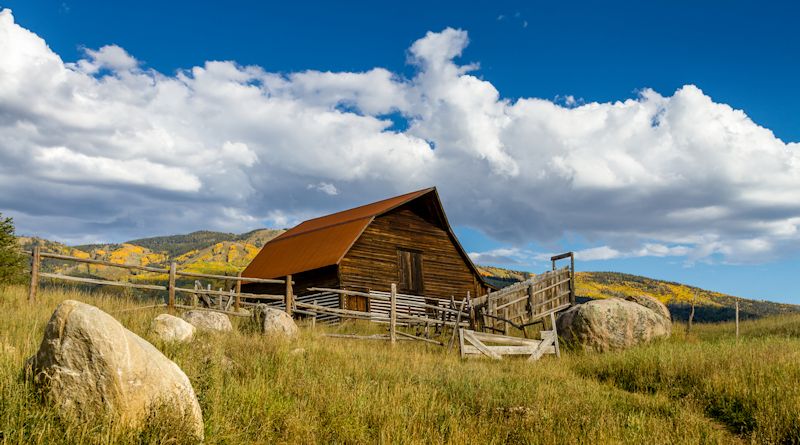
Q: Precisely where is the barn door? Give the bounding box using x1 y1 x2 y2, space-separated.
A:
397 248 424 294
345 295 369 312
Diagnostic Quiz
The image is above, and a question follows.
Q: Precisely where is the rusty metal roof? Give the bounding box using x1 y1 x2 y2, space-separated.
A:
242 187 489 286
243 188 434 279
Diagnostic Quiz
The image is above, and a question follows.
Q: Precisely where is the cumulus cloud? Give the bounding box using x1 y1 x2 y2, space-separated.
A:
0 9 798 264
469 247 531 265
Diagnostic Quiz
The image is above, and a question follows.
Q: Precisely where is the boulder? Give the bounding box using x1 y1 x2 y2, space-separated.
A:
254 305 298 339
625 294 671 321
151 313 195 343
557 298 671 352
181 310 233 332
28 300 203 440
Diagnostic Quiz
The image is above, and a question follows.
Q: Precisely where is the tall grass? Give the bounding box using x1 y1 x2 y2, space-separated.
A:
2 284 798 443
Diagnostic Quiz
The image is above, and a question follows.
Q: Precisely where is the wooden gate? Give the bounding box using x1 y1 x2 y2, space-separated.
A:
471 253 574 335
459 323 560 361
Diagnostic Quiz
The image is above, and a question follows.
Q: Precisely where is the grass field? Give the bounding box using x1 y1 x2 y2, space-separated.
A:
1 285 799 444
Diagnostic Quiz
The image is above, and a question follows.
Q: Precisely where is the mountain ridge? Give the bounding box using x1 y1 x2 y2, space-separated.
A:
17 229 799 321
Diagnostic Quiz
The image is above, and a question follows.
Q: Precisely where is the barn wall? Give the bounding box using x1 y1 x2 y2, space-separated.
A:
339 207 486 299
242 265 340 297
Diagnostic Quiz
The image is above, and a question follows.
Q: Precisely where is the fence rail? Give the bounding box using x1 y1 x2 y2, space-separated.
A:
25 246 292 313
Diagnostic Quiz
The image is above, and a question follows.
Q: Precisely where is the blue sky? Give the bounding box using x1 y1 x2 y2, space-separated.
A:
0 1 798 303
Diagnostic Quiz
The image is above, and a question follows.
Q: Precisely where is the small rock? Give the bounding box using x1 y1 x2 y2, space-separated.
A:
289 348 306 356
28 300 203 440
151 313 195 343
254 305 298 339
181 310 233 332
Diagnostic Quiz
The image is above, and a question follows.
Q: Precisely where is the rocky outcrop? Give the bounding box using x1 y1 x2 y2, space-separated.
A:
254 305 298 339
181 310 233 332
28 300 203 440
557 298 671 352
151 313 195 343
625 294 671 321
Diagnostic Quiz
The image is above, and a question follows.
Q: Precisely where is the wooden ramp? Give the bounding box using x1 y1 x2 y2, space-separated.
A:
459 320 560 362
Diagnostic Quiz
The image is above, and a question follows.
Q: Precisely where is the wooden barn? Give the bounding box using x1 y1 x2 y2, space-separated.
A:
241 187 493 311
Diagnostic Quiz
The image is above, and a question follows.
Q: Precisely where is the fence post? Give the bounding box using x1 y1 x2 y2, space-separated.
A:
735 298 740 339
569 252 576 305
390 283 397 344
29 245 40 303
285 274 294 318
312 299 317 329
168 261 176 310
234 271 242 312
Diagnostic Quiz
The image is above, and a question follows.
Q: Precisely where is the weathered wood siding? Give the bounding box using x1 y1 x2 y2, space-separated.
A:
339 206 487 299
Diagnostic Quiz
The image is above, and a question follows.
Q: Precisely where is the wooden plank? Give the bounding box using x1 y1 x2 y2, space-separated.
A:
462 345 538 355
463 330 501 360
294 301 390 321
168 262 176 310
447 298 466 351
111 304 167 314
390 283 397 344
173 304 250 317
39 272 168 291
29 245 40 303
396 331 443 346
529 331 557 362
550 312 561 358
308 287 377 300
176 270 286 284
458 328 466 358
469 331 539 346
38 251 169 273
234 271 242 312
174 286 282 300
285 274 294 317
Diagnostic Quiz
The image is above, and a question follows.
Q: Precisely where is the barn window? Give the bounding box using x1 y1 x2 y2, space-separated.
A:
397 248 423 294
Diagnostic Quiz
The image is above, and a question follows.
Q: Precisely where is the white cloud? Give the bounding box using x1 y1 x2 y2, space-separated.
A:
307 182 339 196
0 9 798 265
469 247 531 265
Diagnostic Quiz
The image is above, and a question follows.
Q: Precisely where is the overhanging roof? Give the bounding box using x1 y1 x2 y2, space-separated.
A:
242 187 490 287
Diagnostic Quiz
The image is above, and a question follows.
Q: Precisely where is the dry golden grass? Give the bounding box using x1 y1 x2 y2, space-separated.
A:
2 285 799 444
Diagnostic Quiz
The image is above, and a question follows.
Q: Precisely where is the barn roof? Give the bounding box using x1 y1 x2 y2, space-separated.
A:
242 187 489 286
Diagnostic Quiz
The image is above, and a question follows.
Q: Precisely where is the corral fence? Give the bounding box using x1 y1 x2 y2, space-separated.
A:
23 246 578 353
471 252 574 336
25 246 293 317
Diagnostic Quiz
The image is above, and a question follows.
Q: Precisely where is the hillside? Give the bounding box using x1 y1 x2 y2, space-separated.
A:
575 271 800 322
17 230 798 322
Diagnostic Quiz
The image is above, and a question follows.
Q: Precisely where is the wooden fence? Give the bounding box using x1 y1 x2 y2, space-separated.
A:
23 247 575 354
471 253 574 335
25 246 292 317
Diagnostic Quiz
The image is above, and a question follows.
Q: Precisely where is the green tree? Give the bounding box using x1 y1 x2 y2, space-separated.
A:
0 213 25 285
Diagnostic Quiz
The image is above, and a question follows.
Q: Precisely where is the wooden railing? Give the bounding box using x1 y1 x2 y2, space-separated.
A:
25 246 292 315
472 252 574 335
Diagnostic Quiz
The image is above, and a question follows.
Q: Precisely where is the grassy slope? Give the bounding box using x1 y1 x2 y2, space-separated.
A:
3 285 800 444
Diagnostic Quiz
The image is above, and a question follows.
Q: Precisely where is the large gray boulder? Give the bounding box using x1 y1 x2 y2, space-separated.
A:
625 294 671 321
28 300 203 440
181 310 233 332
151 313 196 343
557 298 671 352
254 305 298 339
